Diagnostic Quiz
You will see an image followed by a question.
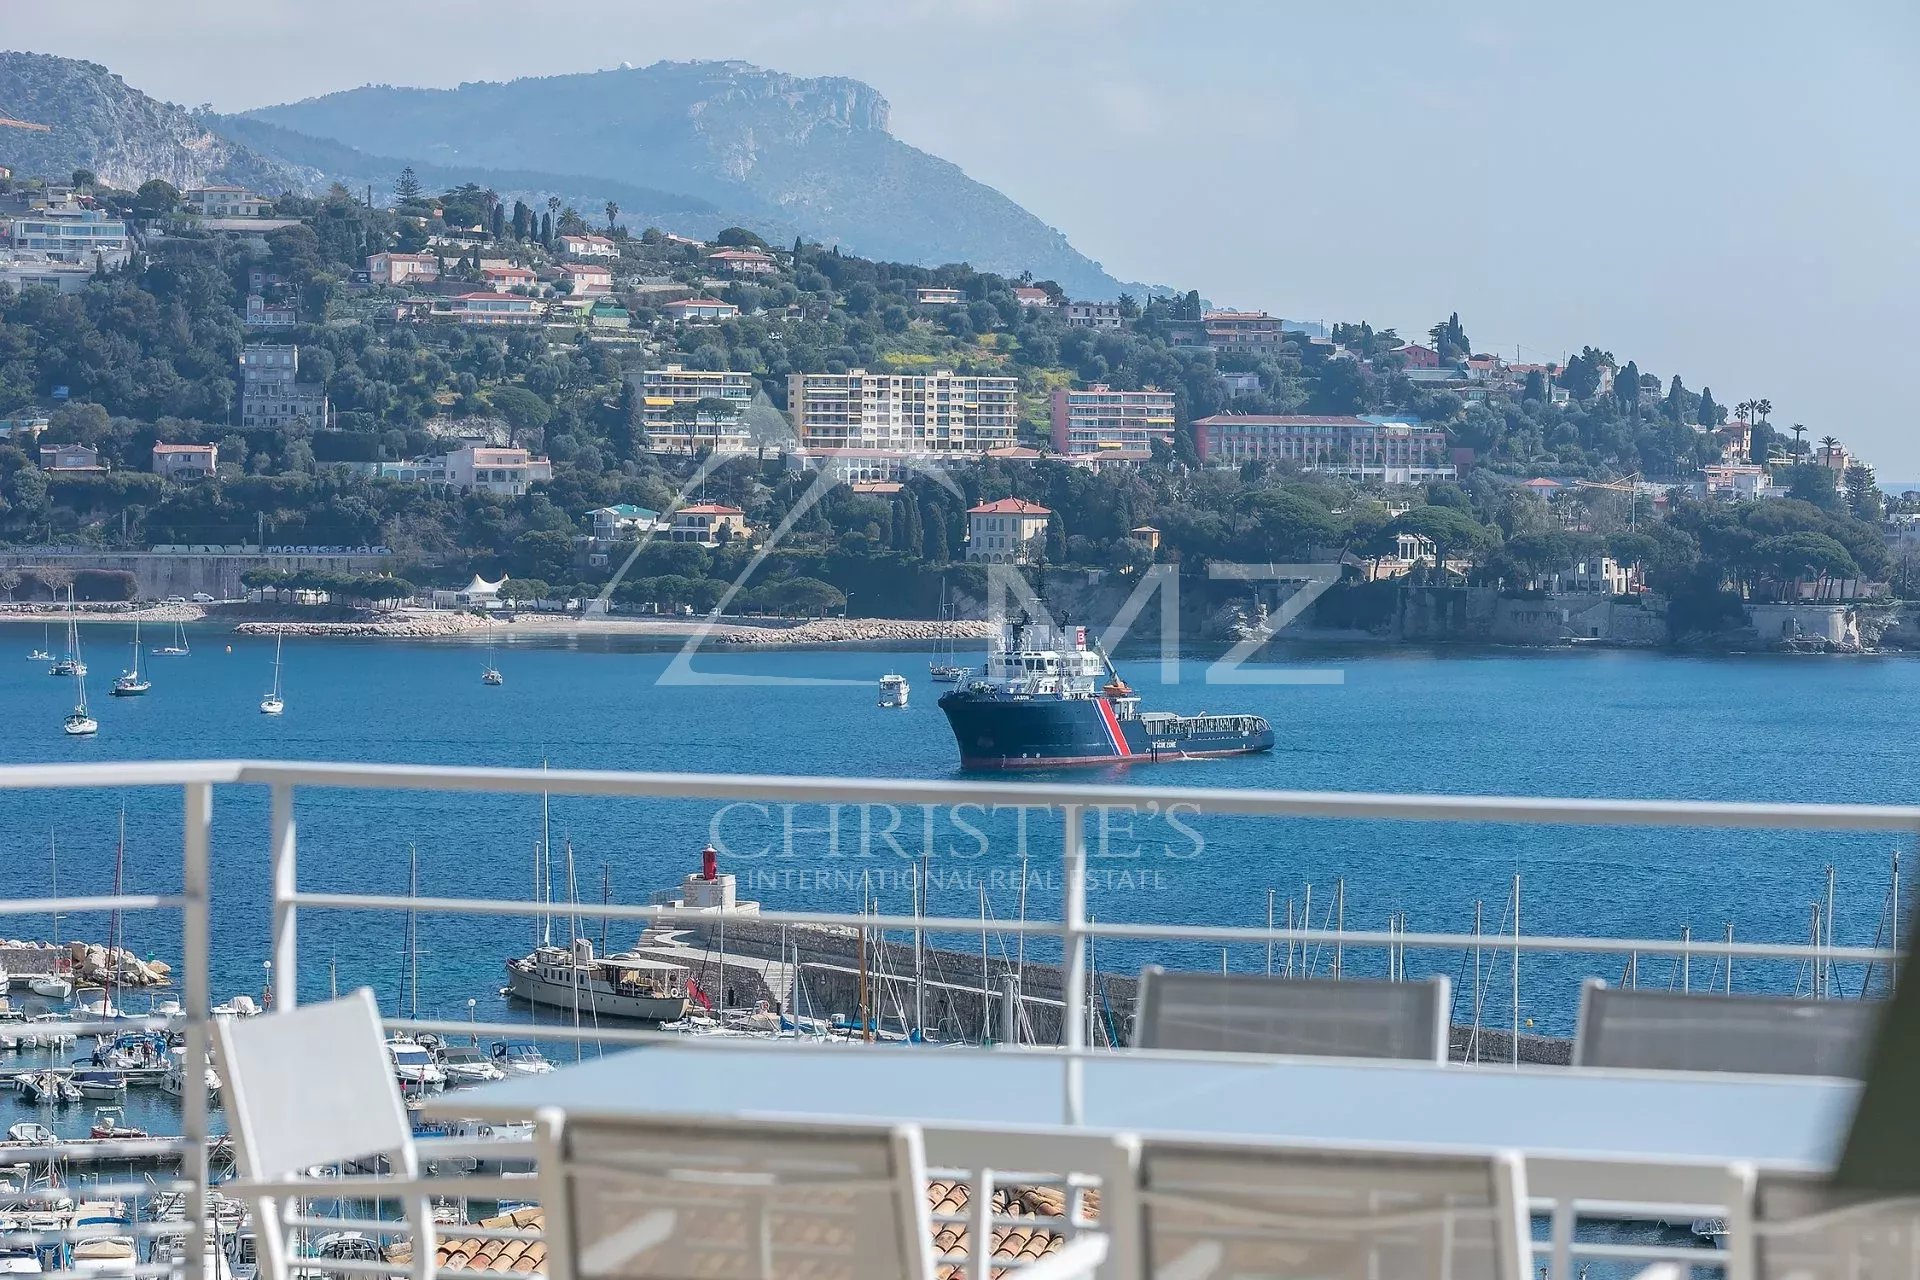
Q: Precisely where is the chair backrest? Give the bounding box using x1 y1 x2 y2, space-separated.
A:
213 987 412 1178
1747 1168 1920 1280
535 1109 934 1280
1132 968 1450 1062
1134 1137 1530 1280
1573 979 1880 1077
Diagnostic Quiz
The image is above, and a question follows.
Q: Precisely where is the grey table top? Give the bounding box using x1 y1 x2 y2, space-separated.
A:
423 1044 1855 1169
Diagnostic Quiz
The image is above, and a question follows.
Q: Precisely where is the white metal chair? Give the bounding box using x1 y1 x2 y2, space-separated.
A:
1124 1136 1530 1280
1132 967 1450 1061
1727 1166 1920 1280
534 1108 937 1280
1573 979 1880 1076
214 987 434 1280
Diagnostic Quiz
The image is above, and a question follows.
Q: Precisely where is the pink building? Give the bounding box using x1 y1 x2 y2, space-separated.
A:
482 265 536 292
152 443 218 480
559 263 613 295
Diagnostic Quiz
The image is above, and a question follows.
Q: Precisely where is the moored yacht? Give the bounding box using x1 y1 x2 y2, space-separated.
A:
877 672 910 708
384 1037 447 1094
505 939 692 1022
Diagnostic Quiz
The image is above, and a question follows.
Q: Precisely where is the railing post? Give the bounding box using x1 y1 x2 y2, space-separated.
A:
182 782 213 1280
1060 804 1086 1126
271 783 298 1011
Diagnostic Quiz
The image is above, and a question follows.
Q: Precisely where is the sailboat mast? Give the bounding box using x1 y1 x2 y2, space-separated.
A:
408 844 419 1020
111 809 125 1013
540 763 552 947
600 862 610 957
48 829 60 948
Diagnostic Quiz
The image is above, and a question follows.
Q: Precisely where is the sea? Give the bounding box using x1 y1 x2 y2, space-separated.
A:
2 623 1916 1138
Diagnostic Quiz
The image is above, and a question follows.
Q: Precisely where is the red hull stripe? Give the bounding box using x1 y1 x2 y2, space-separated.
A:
1095 697 1134 758
959 745 1267 770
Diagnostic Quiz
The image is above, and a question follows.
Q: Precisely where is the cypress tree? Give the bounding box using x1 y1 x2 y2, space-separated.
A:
491 204 506 241
1697 386 1719 427
539 211 552 245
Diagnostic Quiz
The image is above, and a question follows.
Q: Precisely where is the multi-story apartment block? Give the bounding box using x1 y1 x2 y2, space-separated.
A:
1203 310 1284 353
1049 384 1177 458
1063 301 1123 328
787 369 1020 455
1190 414 1455 483
239 345 329 430
10 206 129 265
635 365 756 454
556 233 619 259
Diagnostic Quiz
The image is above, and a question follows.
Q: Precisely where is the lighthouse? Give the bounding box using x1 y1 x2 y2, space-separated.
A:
673 843 759 915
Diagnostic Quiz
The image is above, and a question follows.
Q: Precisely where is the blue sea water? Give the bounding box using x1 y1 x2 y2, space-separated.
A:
1 624 1915 1077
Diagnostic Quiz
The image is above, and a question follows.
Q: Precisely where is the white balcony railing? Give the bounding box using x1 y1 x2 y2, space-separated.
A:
2 759 1913 1280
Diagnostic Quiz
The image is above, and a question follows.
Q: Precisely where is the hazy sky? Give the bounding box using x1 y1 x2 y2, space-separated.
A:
12 0 1920 470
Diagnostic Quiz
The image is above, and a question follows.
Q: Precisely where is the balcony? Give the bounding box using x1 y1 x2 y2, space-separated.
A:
1 760 1912 1279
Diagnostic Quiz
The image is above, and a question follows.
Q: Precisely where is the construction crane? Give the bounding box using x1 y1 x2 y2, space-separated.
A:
0 115 51 133
1573 473 1646 530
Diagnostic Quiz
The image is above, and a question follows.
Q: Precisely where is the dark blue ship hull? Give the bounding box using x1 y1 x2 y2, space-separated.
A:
939 689 1274 770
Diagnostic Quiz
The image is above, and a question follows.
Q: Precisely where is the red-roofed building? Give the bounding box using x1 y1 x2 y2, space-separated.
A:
559 263 612 295
481 265 536 292
1012 287 1056 310
967 499 1052 564
365 252 439 287
152 442 218 480
1392 343 1441 368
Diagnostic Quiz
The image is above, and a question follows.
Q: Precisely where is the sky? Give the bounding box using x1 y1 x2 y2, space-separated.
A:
10 0 1920 470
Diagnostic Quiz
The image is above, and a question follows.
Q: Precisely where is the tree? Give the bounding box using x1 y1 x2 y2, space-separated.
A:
1817 434 1840 460
604 201 620 233
1844 463 1883 522
715 227 770 249
393 167 422 204
539 211 552 245
1697 386 1720 428
488 386 553 442
1789 422 1808 459
770 576 845 617
490 204 506 241
133 179 181 219
1427 312 1470 362
1389 506 1494 578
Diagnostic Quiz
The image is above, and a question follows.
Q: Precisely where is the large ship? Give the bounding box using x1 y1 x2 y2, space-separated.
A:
505 939 692 1022
938 615 1274 769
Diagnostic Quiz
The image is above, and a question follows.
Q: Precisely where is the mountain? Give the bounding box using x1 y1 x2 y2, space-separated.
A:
0 51 319 193
242 60 1125 297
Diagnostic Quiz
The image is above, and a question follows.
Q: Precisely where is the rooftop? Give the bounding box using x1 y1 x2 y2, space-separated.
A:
968 497 1052 515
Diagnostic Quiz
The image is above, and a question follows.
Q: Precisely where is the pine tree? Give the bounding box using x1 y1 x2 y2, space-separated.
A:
393 167 421 204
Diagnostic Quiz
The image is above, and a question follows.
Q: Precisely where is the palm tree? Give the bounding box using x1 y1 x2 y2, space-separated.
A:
604 201 619 233
1818 435 1840 463
547 195 561 221
1755 398 1773 425
1790 422 1808 459
1736 399 1755 424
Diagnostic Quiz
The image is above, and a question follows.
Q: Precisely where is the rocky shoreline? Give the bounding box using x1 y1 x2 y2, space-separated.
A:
710 618 999 645
232 613 488 638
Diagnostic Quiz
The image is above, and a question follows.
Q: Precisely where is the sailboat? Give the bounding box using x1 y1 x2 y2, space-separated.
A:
50 589 87 676
929 580 969 683
110 623 151 696
63 602 98 735
259 635 285 715
29 831 74 999
29 623 53 662
152 620 190 656
482 620 504 686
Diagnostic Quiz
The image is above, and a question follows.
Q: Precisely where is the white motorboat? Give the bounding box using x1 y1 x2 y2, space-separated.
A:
878 672 910 708
384 1037 447 1093
488 1040 555 1077
3 1124 54 1147
161 1046 220 1103
504 940 692 1022
66 1201 135 1277
259 634 285 714
27 975 72 1000
438 1043 505 1086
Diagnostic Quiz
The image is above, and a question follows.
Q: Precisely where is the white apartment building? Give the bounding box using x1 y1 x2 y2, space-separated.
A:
182 186 273 218
787 369 1019 455
443 446 553 496
9 206 130 266
1049 384 1176 458
635 365 756 454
